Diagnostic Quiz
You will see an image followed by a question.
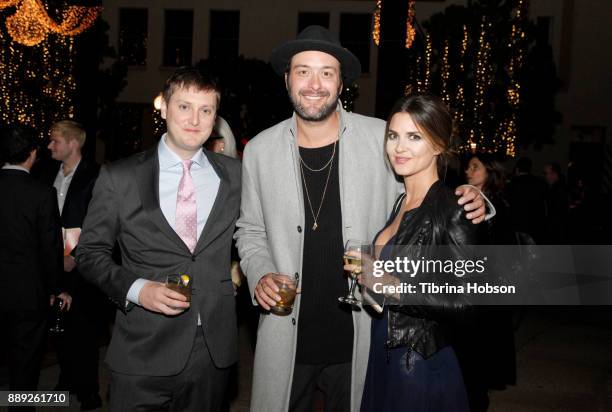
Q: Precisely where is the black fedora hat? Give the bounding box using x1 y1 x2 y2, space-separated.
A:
270 25 361 85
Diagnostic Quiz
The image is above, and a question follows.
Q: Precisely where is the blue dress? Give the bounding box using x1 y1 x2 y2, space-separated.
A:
360 211 470 412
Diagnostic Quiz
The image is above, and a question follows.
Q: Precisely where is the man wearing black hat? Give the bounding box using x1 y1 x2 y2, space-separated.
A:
235 26 486 412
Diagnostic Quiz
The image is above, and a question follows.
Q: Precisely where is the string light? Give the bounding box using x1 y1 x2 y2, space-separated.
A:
456 25 469 151
501 0 527 157
405 0 416 49
440 39 451 105
423 34 432 91
473 16 493 150
372 0 381 46
380 0 526 156
0 1 95 139
2 0 101 46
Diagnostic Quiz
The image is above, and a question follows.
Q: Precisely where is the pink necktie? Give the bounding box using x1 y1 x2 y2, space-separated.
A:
176 160 197 253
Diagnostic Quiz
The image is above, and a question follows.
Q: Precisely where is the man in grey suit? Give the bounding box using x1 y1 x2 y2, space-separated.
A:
76 67 241 411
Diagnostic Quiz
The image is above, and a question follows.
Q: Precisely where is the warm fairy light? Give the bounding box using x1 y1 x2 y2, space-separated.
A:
372 0 381 46
500 0 526 157
473 17 493 149
405 0 416 49
2 0 101 46
423 34 432 90
0 2 87 138
153 93 162 111
441 39 451 105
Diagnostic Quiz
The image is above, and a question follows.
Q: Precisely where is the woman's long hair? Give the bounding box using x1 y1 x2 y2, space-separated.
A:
467 152 506 196
384 93 456 181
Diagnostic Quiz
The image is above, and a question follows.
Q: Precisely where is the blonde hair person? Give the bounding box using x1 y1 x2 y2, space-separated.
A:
209 116 238 159
50 120 86 148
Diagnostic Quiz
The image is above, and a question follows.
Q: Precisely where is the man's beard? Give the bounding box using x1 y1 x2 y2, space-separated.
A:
288 83 340 122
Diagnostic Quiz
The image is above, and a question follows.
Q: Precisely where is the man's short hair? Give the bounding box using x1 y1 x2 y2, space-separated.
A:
50 120 86 147
162 66 221 106
0 124 38 165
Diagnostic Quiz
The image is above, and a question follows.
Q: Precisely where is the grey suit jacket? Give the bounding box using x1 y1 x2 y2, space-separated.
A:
76 146 241 376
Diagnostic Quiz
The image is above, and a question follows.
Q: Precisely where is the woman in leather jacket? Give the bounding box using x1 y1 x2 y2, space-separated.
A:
357 93 478 412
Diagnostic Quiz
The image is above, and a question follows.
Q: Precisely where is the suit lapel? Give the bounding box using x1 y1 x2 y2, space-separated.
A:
194 151 231 254
63 160 88 208
137 148 189 252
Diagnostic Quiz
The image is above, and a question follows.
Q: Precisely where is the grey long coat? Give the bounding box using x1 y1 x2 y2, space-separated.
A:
235 106 401 412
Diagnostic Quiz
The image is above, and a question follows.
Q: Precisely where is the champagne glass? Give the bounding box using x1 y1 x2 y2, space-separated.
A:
338 239 372 306
49 297 65 334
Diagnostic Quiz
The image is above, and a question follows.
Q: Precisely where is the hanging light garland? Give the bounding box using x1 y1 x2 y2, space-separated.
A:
456 24 468 148
501 0 527 157
440 39 451 105
0 0 99 138
1 0 101 46
405 0 416 49
373 1 417 49
372 0 382 46
423 33 432 91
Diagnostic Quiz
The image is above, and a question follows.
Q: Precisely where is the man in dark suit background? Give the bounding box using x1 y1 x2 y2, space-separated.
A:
37 120 102 410
76 67 241 411
0 125 63 407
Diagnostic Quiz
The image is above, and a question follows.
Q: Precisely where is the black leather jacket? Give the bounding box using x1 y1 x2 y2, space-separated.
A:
382 180 480 359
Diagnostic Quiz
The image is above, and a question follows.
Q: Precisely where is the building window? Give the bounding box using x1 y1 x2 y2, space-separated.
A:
119 9 148 66
298 12 329 33
163 10 193 66
340 13 371 74
209 10 240 60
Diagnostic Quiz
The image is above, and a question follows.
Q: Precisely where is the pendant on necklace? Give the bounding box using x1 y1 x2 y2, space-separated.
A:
312 222 318 230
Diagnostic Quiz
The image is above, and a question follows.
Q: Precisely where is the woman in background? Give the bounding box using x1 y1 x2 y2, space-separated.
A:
463 152 517 411
206 116 238 159
465 153 514 244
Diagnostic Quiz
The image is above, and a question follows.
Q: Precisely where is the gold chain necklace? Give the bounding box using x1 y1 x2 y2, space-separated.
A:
299 140 337 231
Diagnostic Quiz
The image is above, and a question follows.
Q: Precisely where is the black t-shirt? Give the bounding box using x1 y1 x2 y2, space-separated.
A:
295 142 354 364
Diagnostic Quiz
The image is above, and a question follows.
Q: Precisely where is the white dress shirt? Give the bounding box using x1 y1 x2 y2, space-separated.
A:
53 160 80 214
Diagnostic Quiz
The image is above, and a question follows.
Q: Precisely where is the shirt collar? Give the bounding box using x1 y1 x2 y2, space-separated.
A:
2 164 29 173
158 133 208 170
60 158 80 178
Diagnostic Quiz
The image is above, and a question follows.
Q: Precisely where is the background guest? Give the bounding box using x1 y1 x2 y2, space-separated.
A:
507 157 547 243
0 125 65 411
462 152 517 411
206 116 238 159
37 120 103 410
543 162 569 244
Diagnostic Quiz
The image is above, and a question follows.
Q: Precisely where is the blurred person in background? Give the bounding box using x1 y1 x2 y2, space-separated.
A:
0 125 65 411
507 157 547 243
543 162 569 244
463 152 517 411
38 120 102 410
206 116 238 159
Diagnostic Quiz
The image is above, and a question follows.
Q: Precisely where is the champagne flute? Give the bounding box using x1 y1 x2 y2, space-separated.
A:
338 239 371 306
49 297 65 334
